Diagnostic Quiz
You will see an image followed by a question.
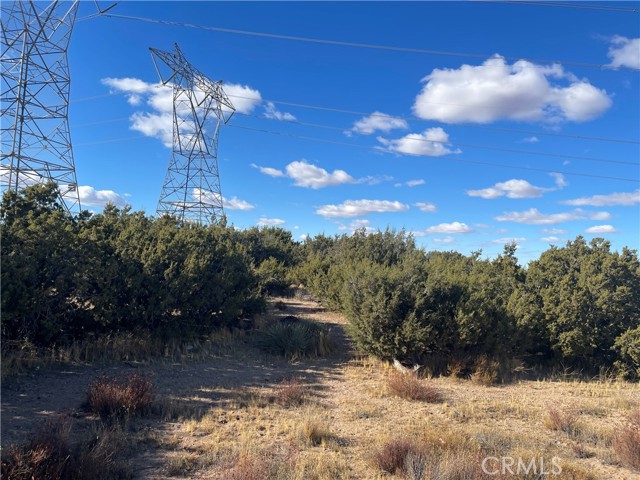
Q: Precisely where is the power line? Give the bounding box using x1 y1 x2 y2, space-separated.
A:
102 12 640 72
69 90 640 146
235 111 638 166
491 1 640 13
225 93 640 145
226 123 640 183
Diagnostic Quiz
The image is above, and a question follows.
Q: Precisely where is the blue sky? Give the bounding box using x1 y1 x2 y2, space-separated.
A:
66 1 639 262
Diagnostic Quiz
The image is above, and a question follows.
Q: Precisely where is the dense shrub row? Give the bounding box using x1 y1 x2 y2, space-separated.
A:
0 184 296 347
292 229 640 376
3 184 639 377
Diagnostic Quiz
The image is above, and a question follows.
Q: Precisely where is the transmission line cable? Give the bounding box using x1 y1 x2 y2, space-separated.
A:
235 111 638 166
101 12 640 71
227 124 640 183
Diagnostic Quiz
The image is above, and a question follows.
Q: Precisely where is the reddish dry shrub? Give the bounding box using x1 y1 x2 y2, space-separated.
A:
546 407 579 434
274 377 308 407
613 410 640 470
387 373 442 403
88 373 153 418
373 438 422 475
225 455 270 480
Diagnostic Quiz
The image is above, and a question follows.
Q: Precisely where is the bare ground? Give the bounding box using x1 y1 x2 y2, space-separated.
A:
2 298 640 479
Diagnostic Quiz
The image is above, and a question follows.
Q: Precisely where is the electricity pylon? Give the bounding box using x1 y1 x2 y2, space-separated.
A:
1 0 81 213
150 43 235 225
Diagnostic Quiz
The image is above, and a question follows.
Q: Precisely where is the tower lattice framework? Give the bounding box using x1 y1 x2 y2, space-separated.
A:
150 43 235 225
1 0 81 213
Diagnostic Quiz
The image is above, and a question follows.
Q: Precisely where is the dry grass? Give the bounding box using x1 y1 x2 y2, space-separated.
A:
0 419 131 480
613 410 640 470
88 373 153 418
546 407 581 435
372 437 419 475
387 372 443 402
274 377 309 407
296 413 335 447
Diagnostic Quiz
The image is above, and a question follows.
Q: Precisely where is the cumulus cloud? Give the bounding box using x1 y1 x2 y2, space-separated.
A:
263 102 296 121
541 236 563 243
495 208 611 225
541 228 567 235
585 224 618 234
563 189 640 207
467 173 566 199
425 222 474 234
193 188 255 211
78 186 127 207
415 202 437 213
0 165 44 187
406 179 426 187
253 160 372 189
607 36 640 69
102 77 262 147
350 112 408 135
337 219 377 234
315 199 409 218
257 217 285 227
378 127 457 157
412 55 611 124
492 237 526 244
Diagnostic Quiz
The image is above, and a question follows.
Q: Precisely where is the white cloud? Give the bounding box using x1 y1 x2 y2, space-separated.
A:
378 127 457 157
257 217 285 227
413 55 611 124
541 228 567 234
315 199 409 218
350 112 408 135
607 36 640 69
251 163 285 178
523 136 539 143
285 161 354 189
254 160 378 189
467 179 547 199
0 165 43 187
468 173 566 200
263 102 296 121
541 236 562 243
495 208 611 225
341 218 377 234
102 77 262 147
563 189 640 207
585 225 618 234
432 236 456 244
415 202 437 213
299 234 308 240
223 196 255 211
78 186 127 207
425 222 474 234
193 188 255 211
492 237 527 244
406 179 426 187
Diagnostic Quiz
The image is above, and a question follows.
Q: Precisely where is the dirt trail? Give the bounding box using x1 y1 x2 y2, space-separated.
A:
1 299 353 454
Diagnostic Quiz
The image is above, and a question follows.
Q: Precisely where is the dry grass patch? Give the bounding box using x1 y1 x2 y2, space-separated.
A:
0 419 131 480
387 372 443 402
88 373 153 419
274 377 309 407
613 410 640 470
546 407 581 435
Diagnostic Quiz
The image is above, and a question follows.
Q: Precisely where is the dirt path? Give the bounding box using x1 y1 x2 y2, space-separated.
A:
1 298 353 455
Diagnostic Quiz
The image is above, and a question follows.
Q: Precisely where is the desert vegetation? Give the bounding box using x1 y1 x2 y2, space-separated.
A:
2 184 640 479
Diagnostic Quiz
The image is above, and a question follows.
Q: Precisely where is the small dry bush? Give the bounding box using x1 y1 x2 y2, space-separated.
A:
613 410 640 470
571 442 595 459
88 373 153 418
373 438 419 475
0 419 130 480
274 377 308 407
471 355 500 385
546 407 580 435
387 372 442 402
298 416 334 447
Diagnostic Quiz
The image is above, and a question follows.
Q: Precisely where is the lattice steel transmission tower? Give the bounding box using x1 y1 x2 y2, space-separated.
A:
150 43 235 225
1 0 81 213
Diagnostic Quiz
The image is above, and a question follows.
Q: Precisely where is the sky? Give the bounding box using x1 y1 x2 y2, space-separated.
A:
59 1 640 262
